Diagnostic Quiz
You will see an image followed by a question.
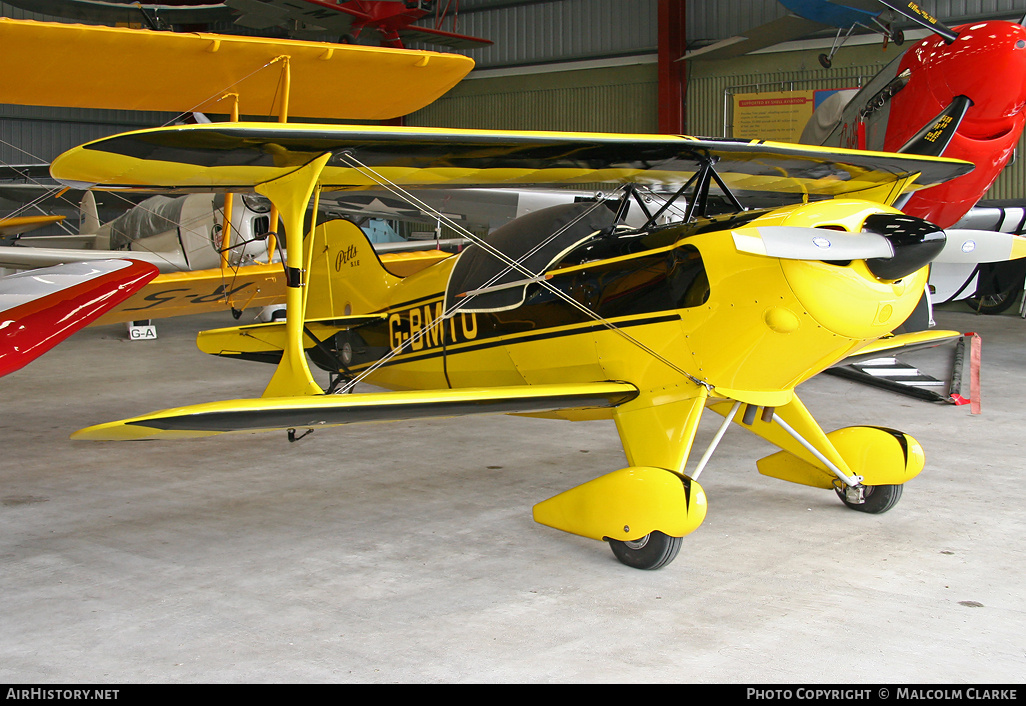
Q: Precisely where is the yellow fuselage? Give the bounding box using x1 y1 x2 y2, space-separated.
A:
326 199 925 411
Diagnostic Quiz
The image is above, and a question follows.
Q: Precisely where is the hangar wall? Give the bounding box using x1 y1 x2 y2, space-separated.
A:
411 0 659 69
683 35 1026 201
1 1 1025 200
407 62 659 133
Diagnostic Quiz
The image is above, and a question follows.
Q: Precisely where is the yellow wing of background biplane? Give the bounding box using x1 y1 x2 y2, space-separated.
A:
0 18 474 120
50 122 974 201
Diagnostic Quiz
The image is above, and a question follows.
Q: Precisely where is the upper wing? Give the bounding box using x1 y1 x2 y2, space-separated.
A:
0 259 158 377
71 382 640 441
50 122 974 201
0 18 473 121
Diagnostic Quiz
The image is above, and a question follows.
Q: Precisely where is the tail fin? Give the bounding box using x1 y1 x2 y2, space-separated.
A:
79 191 100 235
304 218 402 319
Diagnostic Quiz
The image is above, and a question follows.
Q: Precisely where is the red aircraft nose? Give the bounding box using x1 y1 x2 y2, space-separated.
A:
888 20 1026 228
911 21 1026 139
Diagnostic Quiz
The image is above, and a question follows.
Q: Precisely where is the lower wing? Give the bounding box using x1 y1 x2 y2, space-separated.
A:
72 382 640 441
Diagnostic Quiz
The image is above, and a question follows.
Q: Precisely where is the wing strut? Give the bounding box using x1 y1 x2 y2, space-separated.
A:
255 152 332 398
638 156 744 230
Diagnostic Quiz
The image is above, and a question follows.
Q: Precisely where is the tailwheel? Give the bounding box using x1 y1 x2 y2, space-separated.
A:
835 483 903 514
818 53 832 69
607 531 682 570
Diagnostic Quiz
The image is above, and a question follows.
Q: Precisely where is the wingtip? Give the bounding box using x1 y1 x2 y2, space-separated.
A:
71 421 221 442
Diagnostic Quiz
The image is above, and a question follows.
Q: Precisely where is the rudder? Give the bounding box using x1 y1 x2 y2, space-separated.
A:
304 218 402 319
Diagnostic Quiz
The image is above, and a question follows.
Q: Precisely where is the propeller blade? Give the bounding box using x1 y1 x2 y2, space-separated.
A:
898 95 973 157
732 227 894 260
877 0 960 43
933 229 1026 263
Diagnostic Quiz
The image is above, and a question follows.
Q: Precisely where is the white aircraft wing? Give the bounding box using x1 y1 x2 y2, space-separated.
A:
0 245 187 273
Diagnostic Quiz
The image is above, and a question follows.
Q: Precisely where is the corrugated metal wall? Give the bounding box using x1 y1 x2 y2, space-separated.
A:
0 106 177 166
2 1 1025 199
684 38 1026 200
407 63 659 132
686 62 888 138
412 0 659 69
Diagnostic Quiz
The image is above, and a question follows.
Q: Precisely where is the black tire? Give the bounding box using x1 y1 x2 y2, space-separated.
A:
836 483 903 514
893 29 905 45
967 287 1022 315
818 53 832 69
608 531 682 570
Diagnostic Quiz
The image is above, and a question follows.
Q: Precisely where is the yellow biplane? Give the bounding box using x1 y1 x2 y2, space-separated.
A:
53 120 997 570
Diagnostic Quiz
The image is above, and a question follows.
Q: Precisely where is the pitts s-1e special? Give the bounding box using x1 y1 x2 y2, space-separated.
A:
52 121 1022 570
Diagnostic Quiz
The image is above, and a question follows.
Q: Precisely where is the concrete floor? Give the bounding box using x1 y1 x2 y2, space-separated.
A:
0 305 1023 683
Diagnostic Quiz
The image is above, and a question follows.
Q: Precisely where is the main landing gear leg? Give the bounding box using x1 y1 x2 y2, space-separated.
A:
604 400 739 570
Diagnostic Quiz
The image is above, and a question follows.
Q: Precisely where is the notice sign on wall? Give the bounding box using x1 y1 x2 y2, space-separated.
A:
732 90 816 142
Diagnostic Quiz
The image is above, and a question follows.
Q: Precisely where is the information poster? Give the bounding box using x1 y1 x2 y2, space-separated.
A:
732 90 816 142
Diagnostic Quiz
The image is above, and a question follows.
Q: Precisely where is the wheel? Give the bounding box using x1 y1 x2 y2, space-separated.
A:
967 286 1022 315
892 29 904 45
818 53 832 69
835 483 903 514
607 531 682 570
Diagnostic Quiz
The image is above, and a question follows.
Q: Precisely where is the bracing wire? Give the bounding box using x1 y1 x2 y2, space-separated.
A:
330 152 708 393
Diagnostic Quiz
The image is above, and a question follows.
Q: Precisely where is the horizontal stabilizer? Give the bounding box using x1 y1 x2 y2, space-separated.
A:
897 96 972 158
841 330 962 366
15 233 106 249
72 382 641 441
197 315 388 359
